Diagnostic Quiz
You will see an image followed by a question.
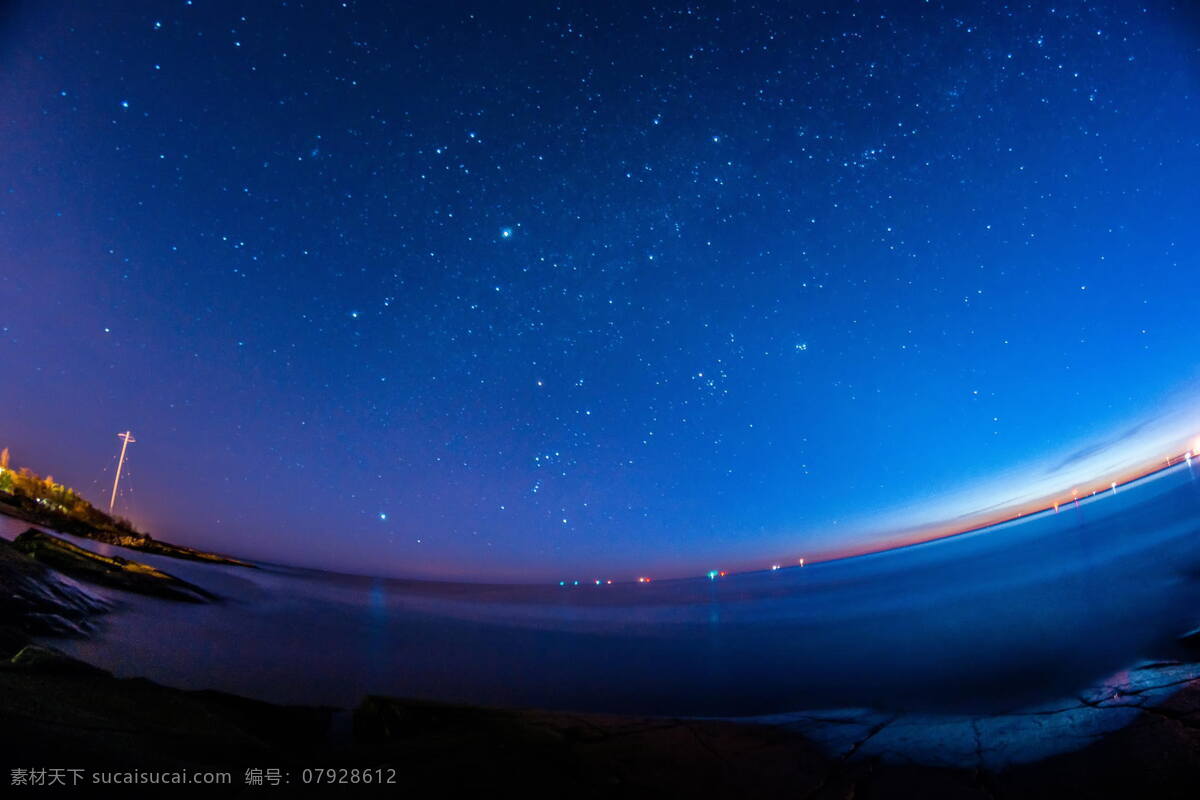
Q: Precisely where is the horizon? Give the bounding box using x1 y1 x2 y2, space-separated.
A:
3 404 1198 584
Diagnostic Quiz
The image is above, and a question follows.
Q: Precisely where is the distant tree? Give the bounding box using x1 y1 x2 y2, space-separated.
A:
1 457 134 531
0 447 9 469
13 468 38 498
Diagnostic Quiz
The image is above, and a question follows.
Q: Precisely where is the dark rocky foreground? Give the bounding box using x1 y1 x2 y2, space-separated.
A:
3 528 1200 797
1 635 1200 797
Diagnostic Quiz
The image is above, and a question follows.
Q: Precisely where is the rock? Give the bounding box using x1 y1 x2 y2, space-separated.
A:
122 536 256 567
0 536 107 635
9 644 110 676
17 612 92 637
351 694 833 795
1178 625 1200 649
766 661 1200 776
2 649 1200 795
0 654 332 770
12 528 218 603
0 503 254 567
0 625 29 660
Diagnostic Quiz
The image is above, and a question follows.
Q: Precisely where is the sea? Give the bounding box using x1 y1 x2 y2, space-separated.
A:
4 460 1200 719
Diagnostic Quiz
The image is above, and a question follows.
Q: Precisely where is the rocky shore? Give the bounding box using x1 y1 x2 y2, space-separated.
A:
2 638 1200 797
12 529 218 603
0 535 108 640
3 520 1200 796
0 493 254 567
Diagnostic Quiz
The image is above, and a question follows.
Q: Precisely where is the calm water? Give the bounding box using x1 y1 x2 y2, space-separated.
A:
5 462 1200 717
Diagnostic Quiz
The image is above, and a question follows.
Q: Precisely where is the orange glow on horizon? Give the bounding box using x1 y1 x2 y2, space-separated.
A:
787 438 1200 574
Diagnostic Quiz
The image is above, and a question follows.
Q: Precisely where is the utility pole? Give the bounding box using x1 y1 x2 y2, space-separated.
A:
109 431 136 514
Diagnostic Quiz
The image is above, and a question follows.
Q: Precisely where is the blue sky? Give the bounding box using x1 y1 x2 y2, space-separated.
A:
1 0 1198 580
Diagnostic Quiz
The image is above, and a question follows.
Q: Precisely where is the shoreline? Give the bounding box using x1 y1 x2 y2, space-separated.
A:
0 492 254 569
5 498 1200 794
5 451 1191 590
3 636 1200 797
7 522 1200 791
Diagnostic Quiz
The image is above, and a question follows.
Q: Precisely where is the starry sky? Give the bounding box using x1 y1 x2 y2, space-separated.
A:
1 0 1198 581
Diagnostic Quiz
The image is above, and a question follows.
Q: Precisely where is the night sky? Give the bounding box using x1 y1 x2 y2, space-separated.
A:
2 1 1198 581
